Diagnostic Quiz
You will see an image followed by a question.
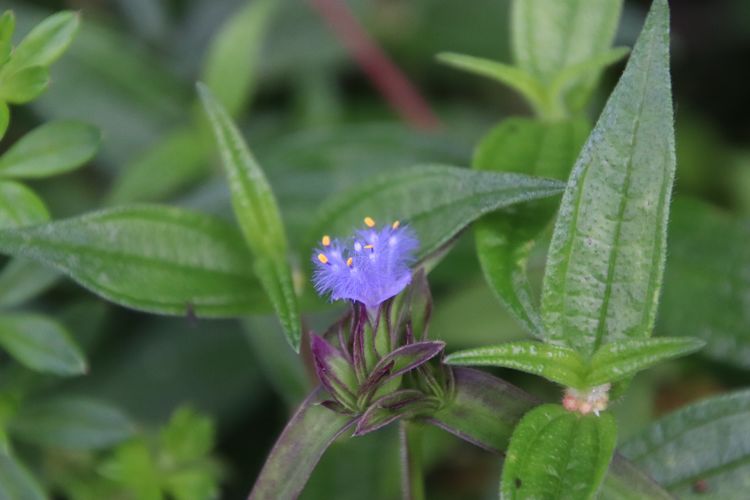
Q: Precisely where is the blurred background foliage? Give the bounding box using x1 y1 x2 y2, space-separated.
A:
2 0 749 498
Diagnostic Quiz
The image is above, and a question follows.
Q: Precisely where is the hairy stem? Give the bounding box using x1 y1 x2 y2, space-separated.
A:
399 421 426 500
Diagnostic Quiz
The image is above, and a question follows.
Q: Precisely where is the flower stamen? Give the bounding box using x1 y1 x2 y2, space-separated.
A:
321 235 331 247
317 253 330 265
392 220 400 229
364 216 376 228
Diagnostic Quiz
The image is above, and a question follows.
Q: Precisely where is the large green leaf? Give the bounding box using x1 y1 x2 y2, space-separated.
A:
0 452 45 500
311 164 564 262
511 0 623 111
0 11 13 67
473 117 589 335
621 389 750 498
658 198 750 369
0 181 49 229
541 0 674 357
586 337 704 386
445 341 586 388
0 120 99 178
201 0 276 116
501 404 617 499
10 397 135 450
0 313 85 375
0 205 269 317
2 10 78 73
198 84 300 350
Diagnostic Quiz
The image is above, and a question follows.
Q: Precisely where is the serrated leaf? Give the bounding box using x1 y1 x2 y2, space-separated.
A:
445 342 586 388
201 0 276 116
436 53 546 116
0 258 59 308
311 164 564 262
501 404 616 499
658 197 750 369
541 0 674 357
0 120 99 178
0 65 49 104
198 83 300 350
10 397 135 450
0 452 45 500
621 389 750 498
473 117 589 335
0 181 49 230
586 337 704 386
0 205 270 317
0 313 86 375
511 0 622 112
2 11 79 73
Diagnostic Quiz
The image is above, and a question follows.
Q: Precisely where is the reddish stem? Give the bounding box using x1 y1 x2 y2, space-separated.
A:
308 0 442 131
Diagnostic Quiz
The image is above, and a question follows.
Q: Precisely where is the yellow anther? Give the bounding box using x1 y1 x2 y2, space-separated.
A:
317 253 329 264
321 235 331 247
364 244 374 250
346 257 353 267
391 220 400 229
364 216 376 228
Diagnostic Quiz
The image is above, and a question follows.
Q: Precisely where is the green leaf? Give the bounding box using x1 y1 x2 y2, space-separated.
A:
0 11 14 67
0 65 49 104
0 313 86 375
501 404 617 499
621 389 750 498
548 47 630 110
445 342 586 388
311 164 564 262
0 452 45 500
198 83 300 350
0 181 49 230
541 0 675 357
436 53 546 116
108 127 210 204
0 120 99 179
99 439 162 500
658 198 750 369
160 407 214 463
3 11 79 73
473 117 589 335
201 0 276 116
0 205 270 317
10 397 135 450
586 337 704 386
511 0 623 111
0 102 8 141
0 258 59 308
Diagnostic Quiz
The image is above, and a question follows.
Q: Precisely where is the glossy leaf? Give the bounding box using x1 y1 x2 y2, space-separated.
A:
658 198 750 369
0 65 49 104
312 164 564 262
10 397 135 450
445 341 586 388
198 83 300 350
2 11 79 73
501 404 617 499
249 388 356 500
473 117 589 335
436 53 546 116
0 205 270 317
0 120 99 178
0 181 49 230
0 313 86 375
541 0 675 357
0 452 45 500
511 0 622 111
201 0 276 116
586 337 704 386
621 389 750 498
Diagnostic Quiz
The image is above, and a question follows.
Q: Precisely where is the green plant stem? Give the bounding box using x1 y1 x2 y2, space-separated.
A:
399 421 425 500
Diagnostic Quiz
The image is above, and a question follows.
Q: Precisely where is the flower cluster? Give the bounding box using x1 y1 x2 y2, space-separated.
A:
312 217 419 310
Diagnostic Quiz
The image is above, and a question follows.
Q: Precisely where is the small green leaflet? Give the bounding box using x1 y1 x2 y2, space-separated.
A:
541 0 675 357
198 84 301 350
501 404 617 499
0 181 49 230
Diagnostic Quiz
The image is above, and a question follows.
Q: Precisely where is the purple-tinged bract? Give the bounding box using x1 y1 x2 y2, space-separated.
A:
312 219 419 309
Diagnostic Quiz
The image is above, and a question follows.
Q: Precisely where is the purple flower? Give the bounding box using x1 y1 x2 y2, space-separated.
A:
312 217 419 309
